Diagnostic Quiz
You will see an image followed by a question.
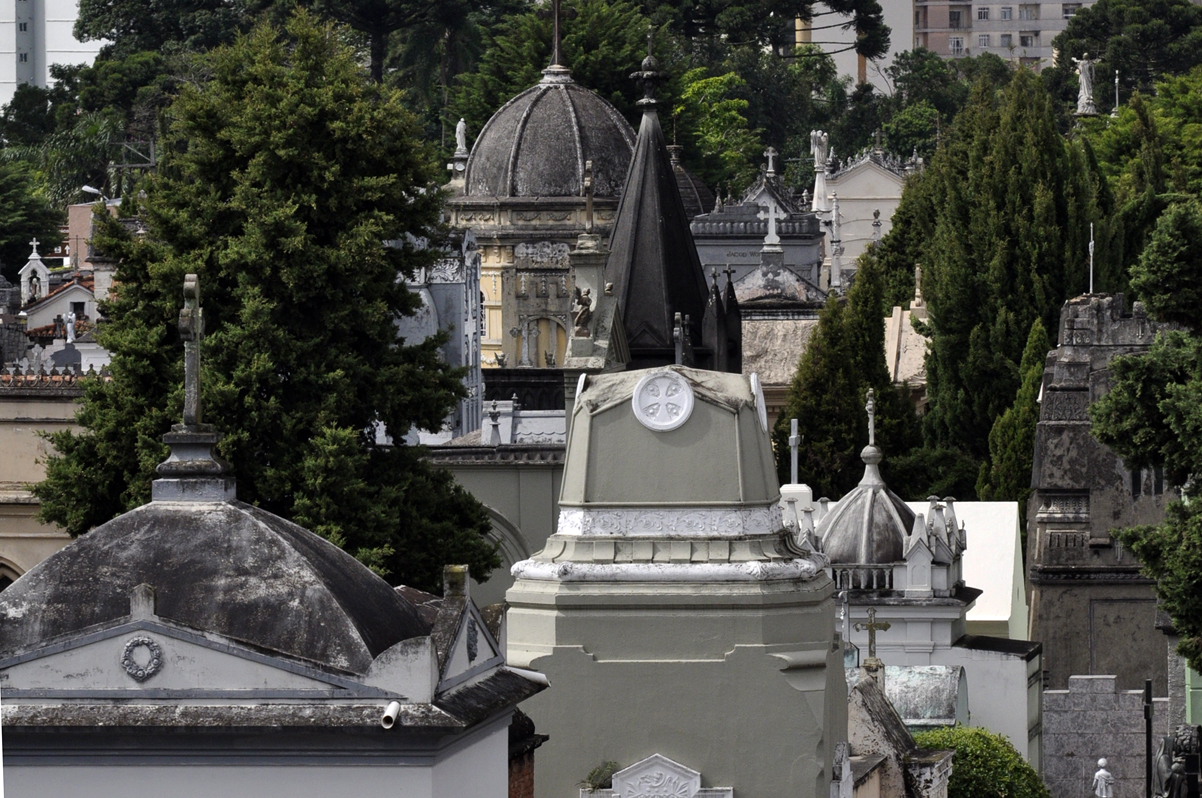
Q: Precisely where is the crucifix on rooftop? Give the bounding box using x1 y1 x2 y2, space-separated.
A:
550 0 563 66
179 274 204 426
854 606 891 659
763 146 778 177
757 198 783 250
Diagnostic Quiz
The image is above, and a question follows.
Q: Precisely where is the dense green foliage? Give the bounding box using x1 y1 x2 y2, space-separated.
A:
32 13 498 593
0 161 64 275
1050 0 1202 98
913 727 1051 798
977 318 1049 530
772 251 919 498
879 71 1103 481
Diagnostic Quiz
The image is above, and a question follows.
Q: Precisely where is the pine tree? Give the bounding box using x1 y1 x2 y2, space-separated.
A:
34 12 499 593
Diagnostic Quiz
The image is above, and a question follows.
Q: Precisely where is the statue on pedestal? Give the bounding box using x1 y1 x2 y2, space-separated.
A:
1092 758 1114 798
1073 54 1098 115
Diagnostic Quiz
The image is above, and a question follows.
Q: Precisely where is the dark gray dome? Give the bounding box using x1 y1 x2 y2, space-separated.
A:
464 70 635 199
816 445 915 565
0 500 429 672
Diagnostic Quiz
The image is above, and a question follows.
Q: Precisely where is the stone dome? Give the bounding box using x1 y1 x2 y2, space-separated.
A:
816 443 915 565
464 69 635 199
0 499 430 673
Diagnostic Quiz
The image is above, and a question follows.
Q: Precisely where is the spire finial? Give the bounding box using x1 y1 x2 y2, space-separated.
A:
152 272 235 503
538 0 574 83
631 26 663 106
865 387 876 447
551 0 563 67
180 274 204 426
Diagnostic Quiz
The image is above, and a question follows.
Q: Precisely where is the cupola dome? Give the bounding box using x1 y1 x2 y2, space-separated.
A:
464 68 635 199
815 389 916 564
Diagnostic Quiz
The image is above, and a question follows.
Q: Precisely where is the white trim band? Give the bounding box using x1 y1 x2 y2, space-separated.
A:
556 505 784 537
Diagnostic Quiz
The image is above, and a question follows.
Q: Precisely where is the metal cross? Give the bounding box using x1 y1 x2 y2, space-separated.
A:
854 607 891 659
179 274 204 426
757 198 783 247
865 388 876 447
763 146 778 176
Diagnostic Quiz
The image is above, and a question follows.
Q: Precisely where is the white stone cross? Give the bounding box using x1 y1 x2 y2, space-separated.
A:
763 146 778 176
757 198 783 247
29 238 38 254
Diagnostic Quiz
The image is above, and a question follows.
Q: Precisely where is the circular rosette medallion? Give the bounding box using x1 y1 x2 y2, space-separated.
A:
632 370 695 432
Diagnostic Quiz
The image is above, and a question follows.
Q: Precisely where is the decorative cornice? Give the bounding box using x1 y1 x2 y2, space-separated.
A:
1029 564 1153 584
555 504 782 537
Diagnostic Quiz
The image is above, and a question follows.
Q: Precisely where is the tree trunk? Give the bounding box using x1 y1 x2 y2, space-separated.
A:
370 31 384 83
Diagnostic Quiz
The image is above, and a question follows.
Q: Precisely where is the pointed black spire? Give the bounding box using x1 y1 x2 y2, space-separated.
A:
702 268 727 372
605 38 709 369
723 265 742 374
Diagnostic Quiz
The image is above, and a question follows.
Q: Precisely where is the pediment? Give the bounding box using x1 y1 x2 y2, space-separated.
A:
0 617 386 698
437 602 502 692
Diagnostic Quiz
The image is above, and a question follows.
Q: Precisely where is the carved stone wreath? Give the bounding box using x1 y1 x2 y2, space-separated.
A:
632 371 695 432
121 635 163 682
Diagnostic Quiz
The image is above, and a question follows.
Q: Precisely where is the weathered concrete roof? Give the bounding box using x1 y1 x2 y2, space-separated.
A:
563 365 778 507
818 446 915 565
0 500 430 673
463 70 635 199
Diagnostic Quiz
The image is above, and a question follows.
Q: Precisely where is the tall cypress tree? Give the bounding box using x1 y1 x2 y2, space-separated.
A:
34 12 498 593
977 318 1050 516
773 251 919 498
885 70 1101 461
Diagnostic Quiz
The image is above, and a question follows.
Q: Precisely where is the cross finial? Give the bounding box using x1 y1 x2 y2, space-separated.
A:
757 198 783 248
583 159 595 233
763 146 778 176
28 238 39 255
179 274 204 426
854 607 891 659
631 26 663 105
865 388 876 447
551 0 563 67
789 418 800 484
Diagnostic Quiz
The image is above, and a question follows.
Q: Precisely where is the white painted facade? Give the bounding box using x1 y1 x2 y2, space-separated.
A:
0 0 103 108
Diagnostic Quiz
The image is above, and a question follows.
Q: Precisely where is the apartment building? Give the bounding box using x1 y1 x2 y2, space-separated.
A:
0 0 102 107
915 2 1091 70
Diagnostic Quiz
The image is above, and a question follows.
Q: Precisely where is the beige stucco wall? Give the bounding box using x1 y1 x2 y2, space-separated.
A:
0 393 78 579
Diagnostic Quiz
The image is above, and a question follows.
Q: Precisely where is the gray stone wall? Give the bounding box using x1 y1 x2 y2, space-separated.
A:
1043 675 1168 798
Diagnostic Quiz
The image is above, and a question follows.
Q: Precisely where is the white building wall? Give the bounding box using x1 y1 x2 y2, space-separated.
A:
6 764 435 798
0 0 104 108
432 717 510 798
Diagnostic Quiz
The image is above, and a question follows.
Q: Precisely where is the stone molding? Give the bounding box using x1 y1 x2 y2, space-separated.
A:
585 754 733 798
556 505 783 538
512 557 820 584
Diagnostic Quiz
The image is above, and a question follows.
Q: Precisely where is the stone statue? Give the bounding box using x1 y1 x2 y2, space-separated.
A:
1154 736 1175 798
65 310 76 343
1073 53 1098 115
572 286 593 337
810 130 829 170
455 118 468 153
1093 758 1114 798
810 130 830 213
